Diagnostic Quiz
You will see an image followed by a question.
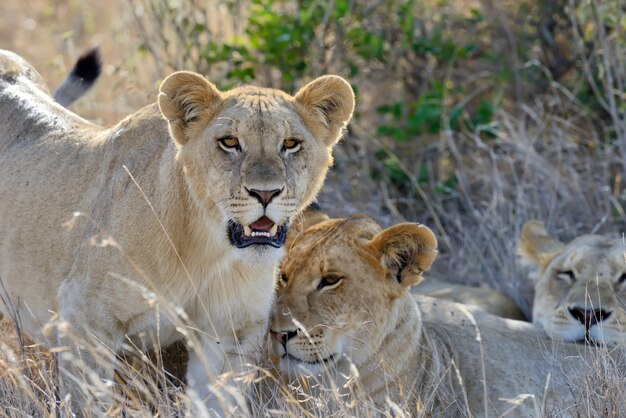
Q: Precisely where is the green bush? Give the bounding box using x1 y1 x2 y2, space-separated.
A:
134 0 625 214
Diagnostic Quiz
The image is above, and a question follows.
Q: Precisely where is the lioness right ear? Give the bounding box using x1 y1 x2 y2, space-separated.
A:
294 75 355 147
158 71 223 146
518 220 564 273
369 223 438 289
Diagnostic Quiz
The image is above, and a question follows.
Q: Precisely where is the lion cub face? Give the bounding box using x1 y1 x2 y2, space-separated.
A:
158 72 354 254
519 221 626 345
270 216 437 377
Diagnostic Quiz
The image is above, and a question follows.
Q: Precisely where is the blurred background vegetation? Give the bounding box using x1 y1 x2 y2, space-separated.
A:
1 0 625 315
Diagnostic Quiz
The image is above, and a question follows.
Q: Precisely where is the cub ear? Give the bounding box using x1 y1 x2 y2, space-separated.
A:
518 220 564 273
294 75 355 147
158 71 223 146
369 223 438 288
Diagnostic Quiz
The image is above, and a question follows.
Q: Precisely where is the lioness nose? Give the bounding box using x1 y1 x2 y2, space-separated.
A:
247 188 282 207
270 329 298 346
568 307 612 326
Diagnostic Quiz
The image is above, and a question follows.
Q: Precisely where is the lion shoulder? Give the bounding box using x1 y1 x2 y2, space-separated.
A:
414 277 525 320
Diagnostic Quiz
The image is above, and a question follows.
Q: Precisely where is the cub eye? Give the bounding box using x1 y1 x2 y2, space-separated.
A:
218 135 240 151
282 138 301 153
317 274 343 290
618 273 626 284
556 270 575 282
280 273 288 283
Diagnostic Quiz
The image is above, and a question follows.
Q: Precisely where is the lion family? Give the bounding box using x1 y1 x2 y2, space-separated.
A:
0 50 624 416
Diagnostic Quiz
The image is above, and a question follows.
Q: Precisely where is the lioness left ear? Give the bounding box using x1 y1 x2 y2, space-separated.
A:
368 223 438 288
158 71 223 147
294 75 355 147
518 220 564 275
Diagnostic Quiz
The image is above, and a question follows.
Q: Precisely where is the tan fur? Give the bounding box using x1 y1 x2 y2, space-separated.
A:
414 278 525 320
290 207 525 320
519 220 626 345
0 50 354 413
270 216 619 416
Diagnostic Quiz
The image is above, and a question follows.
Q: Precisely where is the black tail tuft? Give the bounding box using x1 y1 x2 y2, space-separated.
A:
54 47 102 107
70 47 101 82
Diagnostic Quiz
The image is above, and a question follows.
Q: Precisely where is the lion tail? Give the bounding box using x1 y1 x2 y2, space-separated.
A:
53 47 101 107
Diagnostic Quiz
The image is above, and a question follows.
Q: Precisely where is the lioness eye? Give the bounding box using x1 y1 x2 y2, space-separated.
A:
280 273 288 283
218 135 240 151
282 138 301 152
317 274 343 290
556 270 575 282
618 273 626 284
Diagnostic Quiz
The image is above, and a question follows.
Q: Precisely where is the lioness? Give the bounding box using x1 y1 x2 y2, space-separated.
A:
271 216 620 416
290 205 525 320
518 220 626 345
0 50 354 413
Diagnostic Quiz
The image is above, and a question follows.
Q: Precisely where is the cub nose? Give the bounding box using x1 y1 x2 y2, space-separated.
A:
568 307 612 327
270 329 299 346
247 188 282 207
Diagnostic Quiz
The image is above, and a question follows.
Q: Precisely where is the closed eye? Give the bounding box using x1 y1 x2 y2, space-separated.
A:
556 270 575 283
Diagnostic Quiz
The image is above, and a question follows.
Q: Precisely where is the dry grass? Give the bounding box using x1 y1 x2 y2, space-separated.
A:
0 305 451 417
1 0 626 416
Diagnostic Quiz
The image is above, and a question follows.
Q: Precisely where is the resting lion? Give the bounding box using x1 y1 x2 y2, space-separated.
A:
519 220 626 345
0 50 354 414
270 215 621 416
290 205 525 320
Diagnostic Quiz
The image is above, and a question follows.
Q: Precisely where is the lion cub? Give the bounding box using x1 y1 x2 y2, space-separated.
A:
270 215 623 416
291 206 525 320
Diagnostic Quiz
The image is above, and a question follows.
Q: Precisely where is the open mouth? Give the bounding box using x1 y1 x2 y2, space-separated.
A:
228 215 287 248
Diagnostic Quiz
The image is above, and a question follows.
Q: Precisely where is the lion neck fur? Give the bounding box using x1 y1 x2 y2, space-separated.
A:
347 290 461 413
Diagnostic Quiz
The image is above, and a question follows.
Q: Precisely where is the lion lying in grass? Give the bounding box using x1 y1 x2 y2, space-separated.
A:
270 215 623 415
519 220 626 345
0 49 354 414
291 205 525 320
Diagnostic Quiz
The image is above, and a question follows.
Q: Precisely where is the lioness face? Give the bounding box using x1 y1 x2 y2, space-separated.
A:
158 72 354 255
519 221 626 345
270 216 437 377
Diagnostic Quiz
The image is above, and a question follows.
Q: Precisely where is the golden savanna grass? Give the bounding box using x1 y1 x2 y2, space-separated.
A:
1 0 626 416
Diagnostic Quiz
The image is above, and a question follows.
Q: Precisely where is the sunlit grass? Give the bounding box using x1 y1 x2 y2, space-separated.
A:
1 0 625 416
